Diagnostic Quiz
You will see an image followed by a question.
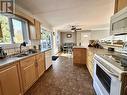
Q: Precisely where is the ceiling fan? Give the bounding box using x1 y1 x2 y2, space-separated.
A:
71 26 82 32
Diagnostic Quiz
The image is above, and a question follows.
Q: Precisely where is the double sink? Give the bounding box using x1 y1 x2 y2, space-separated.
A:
15 50 37 58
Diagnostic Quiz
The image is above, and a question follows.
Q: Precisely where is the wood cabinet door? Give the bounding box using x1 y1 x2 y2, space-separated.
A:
29 23 36 40
36 53 45 77
114 0 127 13
35 20 41 40
117 0 127 11
20 56 36 92
86 50 94 78
0 64 21 95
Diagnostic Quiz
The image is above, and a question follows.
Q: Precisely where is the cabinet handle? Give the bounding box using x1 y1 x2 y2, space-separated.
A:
35 61 38 66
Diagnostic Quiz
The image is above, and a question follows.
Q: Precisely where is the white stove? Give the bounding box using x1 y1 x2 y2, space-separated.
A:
93 53 127 95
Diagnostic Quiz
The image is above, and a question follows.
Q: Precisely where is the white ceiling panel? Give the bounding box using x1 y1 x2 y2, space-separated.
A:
16 0 115 30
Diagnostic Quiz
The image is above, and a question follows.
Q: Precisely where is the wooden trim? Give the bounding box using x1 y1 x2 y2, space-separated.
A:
114 0 118 14
15 8 34 24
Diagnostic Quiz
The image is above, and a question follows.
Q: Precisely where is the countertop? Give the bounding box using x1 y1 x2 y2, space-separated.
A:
0 48 51 69
87 47 120 55
73 46 87 49
73 46 118 55
87 47 117 55
88 47 127 73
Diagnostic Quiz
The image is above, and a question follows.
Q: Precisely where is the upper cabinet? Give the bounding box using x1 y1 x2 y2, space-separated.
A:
15 6 41 40
114 0 127 13
29 20 41 40
35 20 41 40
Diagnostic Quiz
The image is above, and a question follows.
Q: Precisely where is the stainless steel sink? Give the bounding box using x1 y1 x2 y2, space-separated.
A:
15 49 37 58
15 53 29 57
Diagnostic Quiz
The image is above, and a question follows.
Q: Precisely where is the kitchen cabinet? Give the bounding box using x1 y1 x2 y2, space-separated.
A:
86 50 94 78
73 47 87 64
45 50 52 70
114 0 127 13
0 63 21 95
0 52 46 94
35 20 41 40
36 53 45 77
20 53 45 93
29 24 36 40
20 56 37 93
29 20 41 40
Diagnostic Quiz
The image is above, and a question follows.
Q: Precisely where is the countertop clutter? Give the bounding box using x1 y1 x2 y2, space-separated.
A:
0 48 51 69
74 46 118 55
87 47 117 55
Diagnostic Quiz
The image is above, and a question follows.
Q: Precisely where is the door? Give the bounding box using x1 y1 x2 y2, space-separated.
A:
0 64 21 95
35 20 41 40
20 56 36 92
36 53 45 77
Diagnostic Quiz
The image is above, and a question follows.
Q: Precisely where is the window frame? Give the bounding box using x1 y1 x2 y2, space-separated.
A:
0 15 30 45
0 15 12 44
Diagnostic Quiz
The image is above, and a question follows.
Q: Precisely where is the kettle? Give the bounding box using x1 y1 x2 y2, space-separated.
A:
0 47 7 59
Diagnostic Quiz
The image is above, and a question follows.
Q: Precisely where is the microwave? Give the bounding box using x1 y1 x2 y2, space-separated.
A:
110 7 127 35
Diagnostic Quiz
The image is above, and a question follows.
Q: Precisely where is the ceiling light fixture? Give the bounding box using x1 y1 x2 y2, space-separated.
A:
83 35 88 37
71 30 75 32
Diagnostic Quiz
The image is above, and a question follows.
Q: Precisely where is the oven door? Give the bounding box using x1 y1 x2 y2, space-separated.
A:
93 58 121 95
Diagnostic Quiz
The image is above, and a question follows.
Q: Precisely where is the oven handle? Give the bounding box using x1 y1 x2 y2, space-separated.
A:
94 58 119 78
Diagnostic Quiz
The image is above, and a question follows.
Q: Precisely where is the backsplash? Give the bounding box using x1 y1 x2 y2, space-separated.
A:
0 40 40 56
99 35 127 52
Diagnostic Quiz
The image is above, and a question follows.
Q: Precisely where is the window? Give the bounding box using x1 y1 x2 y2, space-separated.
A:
41 28 51 49
12 19 23 43
0 15 11 43
0 15 29 44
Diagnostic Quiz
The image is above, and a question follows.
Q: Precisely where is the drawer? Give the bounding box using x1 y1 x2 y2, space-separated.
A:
36 53 44 61
20 56 35 68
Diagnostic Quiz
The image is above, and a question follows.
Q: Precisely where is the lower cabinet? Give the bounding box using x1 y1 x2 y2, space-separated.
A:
0 63 21 95
73 48 87 64
0 52 45 95
36 53 45 77
20 53 45 93
86 50 94 78
20 56 37 93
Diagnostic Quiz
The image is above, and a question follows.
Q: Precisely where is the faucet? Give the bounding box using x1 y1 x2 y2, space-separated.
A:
20 42 27 53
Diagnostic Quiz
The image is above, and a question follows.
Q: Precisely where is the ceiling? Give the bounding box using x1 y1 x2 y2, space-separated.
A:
16 0 115 31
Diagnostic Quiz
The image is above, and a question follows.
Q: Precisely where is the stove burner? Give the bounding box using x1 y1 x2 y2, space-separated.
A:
104 54 127 67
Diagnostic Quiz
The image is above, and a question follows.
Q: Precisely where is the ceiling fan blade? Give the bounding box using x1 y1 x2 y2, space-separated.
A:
76 28 82 30
71 27 76 30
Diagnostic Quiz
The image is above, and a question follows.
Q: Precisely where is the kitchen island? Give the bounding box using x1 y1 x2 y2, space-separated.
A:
73 46 87 64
